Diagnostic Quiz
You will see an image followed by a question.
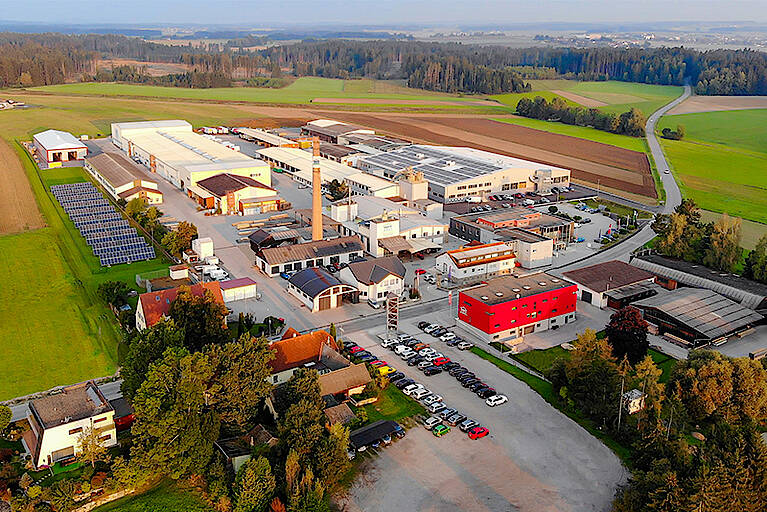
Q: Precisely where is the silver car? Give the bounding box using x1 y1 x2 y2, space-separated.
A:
424 416 442 430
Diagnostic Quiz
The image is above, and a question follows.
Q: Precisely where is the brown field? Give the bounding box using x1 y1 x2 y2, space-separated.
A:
551 90 607 108
97 58 191 77
0 139 44 234
312 97 498 107
325 113 656 198
668 95 767 114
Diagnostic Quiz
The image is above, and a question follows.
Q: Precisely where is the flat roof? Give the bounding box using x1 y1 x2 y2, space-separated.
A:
257 147 359 183
86 152 153 187
345 172 397 191
361 145 568 187
30 381 113 429
446 242 515 267
320 142 360 158
350 419 399 448
563 260 655 294
34 130 87 151
633 288 763 340
237 128 296 146
219 277 257 290
455 208 570 230
462 272 574 305
497 227 550 243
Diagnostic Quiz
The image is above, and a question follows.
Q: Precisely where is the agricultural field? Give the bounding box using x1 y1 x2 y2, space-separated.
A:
659 109 767 224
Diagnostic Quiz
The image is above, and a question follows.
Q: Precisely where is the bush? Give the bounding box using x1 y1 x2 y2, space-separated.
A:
548 205 558 214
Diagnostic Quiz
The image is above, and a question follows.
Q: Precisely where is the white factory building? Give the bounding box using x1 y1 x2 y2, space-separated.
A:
111 120 271 191
358 145 571 203
344 172 400 198
257 147 358 187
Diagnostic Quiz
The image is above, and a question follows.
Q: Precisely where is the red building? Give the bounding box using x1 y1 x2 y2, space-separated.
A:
458 272 577 345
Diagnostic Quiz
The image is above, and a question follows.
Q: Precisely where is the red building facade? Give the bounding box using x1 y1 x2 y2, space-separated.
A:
458 273 577 344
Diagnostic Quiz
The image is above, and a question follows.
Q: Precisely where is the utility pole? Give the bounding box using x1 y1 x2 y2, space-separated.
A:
617 376 625 431
666 406 674 440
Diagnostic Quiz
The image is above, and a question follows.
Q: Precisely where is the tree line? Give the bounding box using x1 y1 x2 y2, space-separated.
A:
516 96 647 136
94 65 233 88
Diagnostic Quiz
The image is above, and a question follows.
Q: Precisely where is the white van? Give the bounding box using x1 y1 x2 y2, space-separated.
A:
465 196 482 203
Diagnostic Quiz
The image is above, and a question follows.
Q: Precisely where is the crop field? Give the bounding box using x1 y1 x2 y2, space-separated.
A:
494 117 648 152
0 138 44 234
659 109 767 224
667 95 767 115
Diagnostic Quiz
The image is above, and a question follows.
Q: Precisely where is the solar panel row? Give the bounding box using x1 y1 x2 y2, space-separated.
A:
51 182 156 267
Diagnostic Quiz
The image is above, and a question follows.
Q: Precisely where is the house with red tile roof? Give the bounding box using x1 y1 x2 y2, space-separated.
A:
135 281 225 331
267 329 347 385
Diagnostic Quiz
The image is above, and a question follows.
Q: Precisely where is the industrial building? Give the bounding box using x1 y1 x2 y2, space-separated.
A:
287 267 357 312
111 120 271 191
301 119 374 144
33 130 88 166
436 242 517 286
257 147 358 187
358 145 570 203
236 128 299 148
457 273 577 345
339 256 407 304
254 235 364 277
219 277 259 302
563 260 658 309
189 173 285 215
319 142 361 163
330 197 447 257
632 288 763 347
84 152 163 204
344 172 400 198
630 253 767 314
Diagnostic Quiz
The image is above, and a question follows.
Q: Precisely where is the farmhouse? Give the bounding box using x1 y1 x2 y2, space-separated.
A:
287 267 357 312
339 256 407 304
458 273 577 345
188 173 286 215
563 260 658 309
136 281 225 331
254 235 364 277
111 120 271 191
436 242 517 286
84 152 163 204
22 381 117 470
632 288 763 347
33 130 88 166
359 145 570 203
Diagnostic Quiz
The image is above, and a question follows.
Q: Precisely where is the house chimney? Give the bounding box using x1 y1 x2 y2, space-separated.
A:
312 137 323 241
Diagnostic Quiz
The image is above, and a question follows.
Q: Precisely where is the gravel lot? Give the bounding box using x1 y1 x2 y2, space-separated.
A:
336 321 628 512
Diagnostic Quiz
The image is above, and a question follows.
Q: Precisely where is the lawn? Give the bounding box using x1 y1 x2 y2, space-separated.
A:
493 116 648 152
95 481 212 512
580 198 654 219
649 349 677 384
659 109 767 155
362 384 426 424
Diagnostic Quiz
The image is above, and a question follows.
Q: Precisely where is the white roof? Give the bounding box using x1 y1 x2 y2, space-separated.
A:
113 120 191 132
344 172 397 192
307 119 348 128
237 128 295 147
34 130 86 150
257 147 358 183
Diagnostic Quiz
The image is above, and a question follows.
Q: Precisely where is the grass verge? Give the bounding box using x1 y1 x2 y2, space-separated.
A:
471 346 633 464
95 480 212 511
362 385 426 424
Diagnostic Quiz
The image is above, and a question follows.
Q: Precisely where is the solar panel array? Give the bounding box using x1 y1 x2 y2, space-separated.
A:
361 145 504 186
51 182 156 267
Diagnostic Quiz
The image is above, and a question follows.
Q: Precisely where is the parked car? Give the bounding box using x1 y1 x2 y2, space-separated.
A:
423 274 436 284
461 378 480 388
457 341 475 350
423 324 440 334
371 440 381 449
443 361 460 370
408 356 424 366
349 346 364 354
368 299 382 309
447 413 467 426
431 328 448 337
469 381 487 392
417 321 430 329
415 269 427 275
486 394 509 407
402 383 423 394
394 378 414 389
432 357 451 366
459 419 479 432
449 366 468 377
424 416 442 430
432 424 450 437
439 332 456 342
413 343 430 352
388 372 405 382
370 360 387 367
457 373 476 383
378 366 396 376
418 360 433 370
439 408 457 420
469 427 489 440
423 366 443 376
427 402 446 414
393 424 406 439
279 271 293 280
412 388 431 400
357 354 376 363
423 394 443 405
479 388 497 399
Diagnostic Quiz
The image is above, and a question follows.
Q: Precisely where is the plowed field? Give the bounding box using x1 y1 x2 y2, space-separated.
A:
0 139 44 234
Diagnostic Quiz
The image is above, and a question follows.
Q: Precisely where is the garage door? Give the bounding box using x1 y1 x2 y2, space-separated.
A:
319 296 331 311
581 290 592 303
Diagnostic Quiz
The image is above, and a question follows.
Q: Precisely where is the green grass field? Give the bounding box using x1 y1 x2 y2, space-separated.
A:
363 384 426 424
95 481 212 512
493 116 648 152
659 109 767 155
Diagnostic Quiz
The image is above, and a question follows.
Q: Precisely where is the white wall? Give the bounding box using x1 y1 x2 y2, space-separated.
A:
31 412 116 468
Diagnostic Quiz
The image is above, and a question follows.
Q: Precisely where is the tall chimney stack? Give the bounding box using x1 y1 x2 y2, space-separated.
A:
311 137 323 241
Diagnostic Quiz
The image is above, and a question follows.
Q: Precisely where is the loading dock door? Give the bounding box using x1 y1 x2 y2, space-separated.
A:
581 290 592 303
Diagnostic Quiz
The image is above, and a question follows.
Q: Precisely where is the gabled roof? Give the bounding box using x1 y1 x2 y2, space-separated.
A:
33 130 87 150
30 381 113 429
138 282 224 328
319 363 372 396
563 260 654 294
289 267 346 298
347 256 406 285
219 277 257 290
324 403 357 425
196 173 274 197
118 186 163 199
268 329 338 373
259 236 362 266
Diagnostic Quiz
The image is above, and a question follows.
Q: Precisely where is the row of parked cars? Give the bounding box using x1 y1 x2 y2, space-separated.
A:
417 322 474 350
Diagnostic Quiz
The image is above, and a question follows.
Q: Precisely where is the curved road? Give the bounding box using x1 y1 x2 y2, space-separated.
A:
556 84 691 272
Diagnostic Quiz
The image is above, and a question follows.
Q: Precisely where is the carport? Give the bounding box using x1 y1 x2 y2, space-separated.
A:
349 420 400 450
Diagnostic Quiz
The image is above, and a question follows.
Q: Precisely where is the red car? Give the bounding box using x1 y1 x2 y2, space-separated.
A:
349 346 364 354
415 268 426 275
370 360 387 367
432 357 451 366
468 426 489 440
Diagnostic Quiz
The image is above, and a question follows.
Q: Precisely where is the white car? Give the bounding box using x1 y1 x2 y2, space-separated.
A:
423 324 440 334
419 348 436 358
423 394 443 405
427 402 446 414
403 383 424 395
381 339 398 348
456 341 474 350
423 275 436 284
399 350 416 360
418 360 433 370
424 416 442 430
486 394 508 407
412 388 431 400
394 344 409 354
440 333 457 342
424 352 444 362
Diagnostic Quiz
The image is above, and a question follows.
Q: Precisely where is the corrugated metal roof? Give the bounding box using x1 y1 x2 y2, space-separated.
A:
34 130 87 151
259 236 363 266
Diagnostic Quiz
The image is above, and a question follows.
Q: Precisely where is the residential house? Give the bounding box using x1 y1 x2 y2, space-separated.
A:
339 256 407 304
135 281 225 331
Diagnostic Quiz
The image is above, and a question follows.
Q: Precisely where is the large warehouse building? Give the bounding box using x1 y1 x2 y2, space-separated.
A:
111 120 271 191
257 147 358 187
85 152 163 204
358 145 570 203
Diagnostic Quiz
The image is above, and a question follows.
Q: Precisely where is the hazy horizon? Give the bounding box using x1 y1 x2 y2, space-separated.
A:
1 0 766 27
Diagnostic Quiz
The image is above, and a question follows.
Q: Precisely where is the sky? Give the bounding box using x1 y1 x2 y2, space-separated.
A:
1 0 766 27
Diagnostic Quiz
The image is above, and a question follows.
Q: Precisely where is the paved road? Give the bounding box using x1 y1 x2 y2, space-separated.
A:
554 85 691 273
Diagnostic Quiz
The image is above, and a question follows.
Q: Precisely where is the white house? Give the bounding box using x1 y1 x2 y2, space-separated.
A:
339 256 406 304
436 242 517 285
22 381 117 469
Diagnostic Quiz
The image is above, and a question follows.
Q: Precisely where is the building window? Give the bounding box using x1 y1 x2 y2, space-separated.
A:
93 417 107 424
69 427 83 435
99 434 111 442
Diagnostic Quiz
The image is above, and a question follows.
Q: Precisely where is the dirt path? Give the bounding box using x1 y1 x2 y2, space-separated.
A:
0 139 44 234
667 95 767 114
551 90 607 107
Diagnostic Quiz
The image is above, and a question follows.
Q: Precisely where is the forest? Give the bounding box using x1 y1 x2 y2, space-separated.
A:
1 32 766 95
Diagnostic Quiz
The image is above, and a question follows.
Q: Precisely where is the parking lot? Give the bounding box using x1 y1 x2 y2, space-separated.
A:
337 319 627 512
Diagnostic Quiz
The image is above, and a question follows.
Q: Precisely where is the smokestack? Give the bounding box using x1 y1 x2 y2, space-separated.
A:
311 137 323 241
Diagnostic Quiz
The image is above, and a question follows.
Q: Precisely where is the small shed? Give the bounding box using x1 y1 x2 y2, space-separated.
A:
220 277 258 302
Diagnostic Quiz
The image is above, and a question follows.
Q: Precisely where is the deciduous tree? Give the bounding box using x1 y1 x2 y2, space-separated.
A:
274 369 324 417
743 234 767 283
168 286 229 351
77 426 110 468
96 281 130 308
0 405 11 434
121 320 184 400
703 213 742 272
278 399 324 457
606 307 649 365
